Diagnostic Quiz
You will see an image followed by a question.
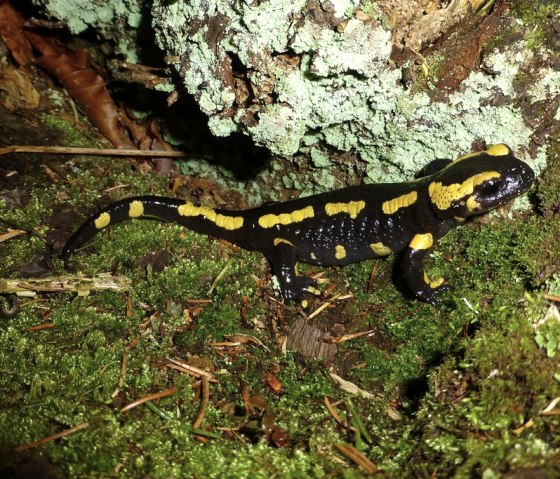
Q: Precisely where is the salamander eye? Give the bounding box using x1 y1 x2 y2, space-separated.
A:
479 179 501 196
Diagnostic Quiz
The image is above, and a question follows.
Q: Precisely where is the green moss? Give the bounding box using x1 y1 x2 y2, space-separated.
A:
415 53 446 91
536 144 560 214
1 120 558 477
41 114 100 148
510 0 560 49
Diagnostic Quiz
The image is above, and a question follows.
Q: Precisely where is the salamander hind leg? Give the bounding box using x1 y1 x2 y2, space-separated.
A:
402 233 451 305
270 239 318 304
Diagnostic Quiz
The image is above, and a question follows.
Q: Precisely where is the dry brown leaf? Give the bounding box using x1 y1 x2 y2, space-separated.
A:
0 1 33 66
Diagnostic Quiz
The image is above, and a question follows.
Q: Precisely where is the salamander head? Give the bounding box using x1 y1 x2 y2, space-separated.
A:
427 144 535 220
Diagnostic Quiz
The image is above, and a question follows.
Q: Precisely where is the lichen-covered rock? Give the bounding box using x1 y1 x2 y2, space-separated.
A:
29 0 554 194
152 0 546 183
151 0 396 158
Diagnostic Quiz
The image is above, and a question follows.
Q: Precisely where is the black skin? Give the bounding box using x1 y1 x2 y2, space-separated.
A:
63 144 534 305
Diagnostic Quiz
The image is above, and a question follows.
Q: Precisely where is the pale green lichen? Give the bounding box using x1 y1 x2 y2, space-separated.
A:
290 17 391 77
248 105 307 157
526 67 560 103
152 0 548 192
31 0 553 201
330 0 359 18
531 302 560 358
33 0 142 61
310 148 331 168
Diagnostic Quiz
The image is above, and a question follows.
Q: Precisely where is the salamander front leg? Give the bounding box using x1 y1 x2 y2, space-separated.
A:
270 239 318 304
402 233 450 305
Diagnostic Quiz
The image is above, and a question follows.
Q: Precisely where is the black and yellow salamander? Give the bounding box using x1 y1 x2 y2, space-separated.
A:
63 144 534 305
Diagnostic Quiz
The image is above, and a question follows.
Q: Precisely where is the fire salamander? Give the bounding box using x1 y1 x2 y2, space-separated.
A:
63 144 534 305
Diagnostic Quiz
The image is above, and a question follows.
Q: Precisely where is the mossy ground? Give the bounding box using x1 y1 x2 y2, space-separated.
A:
0 110 559 478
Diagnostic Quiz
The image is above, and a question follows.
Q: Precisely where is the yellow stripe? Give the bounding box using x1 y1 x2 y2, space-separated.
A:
428 171 501 210
324 200 365 219
382 191 418 214
177 202 244 230
409 233 433 250
273 238 294 247
258 206 314 229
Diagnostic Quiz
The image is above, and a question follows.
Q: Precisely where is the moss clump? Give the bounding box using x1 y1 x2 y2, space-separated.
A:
510 0 560 50
1 110 558 477
535 144 560 215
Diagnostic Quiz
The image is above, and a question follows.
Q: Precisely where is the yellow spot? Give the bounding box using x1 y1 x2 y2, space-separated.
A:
94 212 110 229
409 233 433 250
258 206 314 229
382 191 418 214
454 217 466 223
324 200 365 219
273 238 294 247
310 252 317 260
128 200 144 218
486 144 509 156
370 242 392 256
466 195 481 212
428 171 501 210
424 271 445 289
335 245 346 260
177 202 244 230
307 286 321 295
301 299 308 308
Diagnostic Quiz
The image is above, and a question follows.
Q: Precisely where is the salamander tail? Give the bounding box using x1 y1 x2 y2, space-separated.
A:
62 196 248 262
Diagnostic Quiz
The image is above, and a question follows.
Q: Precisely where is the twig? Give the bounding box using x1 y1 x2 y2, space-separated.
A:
347 399 373 444
367 262 378 293
15 422 90 452
330 373 375 399
307 293 342 320
323 396 348 428
111 352 128 399
23 322 55 332
334 443 378 474
165 357 216 381
192 376 210 430
0 229 26 243
540 395 560 416
0 145 190 158
0 274 131 297
145 401 174 421
324 328 377 344
476 0 496 15
512 419 534 436
513 395 560 435
207 258 234 296
120 386 177 413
